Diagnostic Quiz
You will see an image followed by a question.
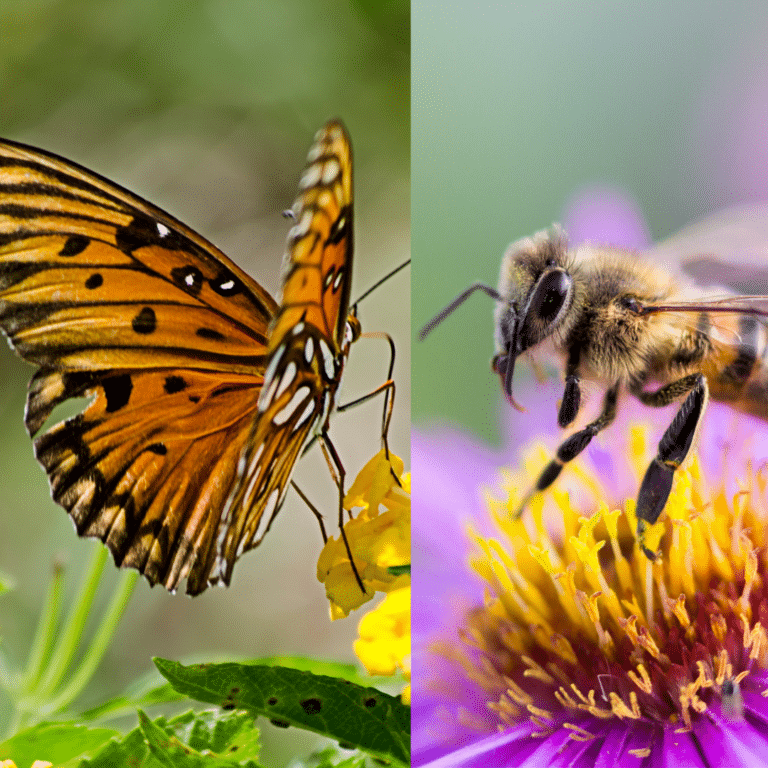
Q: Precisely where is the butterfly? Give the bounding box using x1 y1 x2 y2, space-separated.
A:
0 120 363 595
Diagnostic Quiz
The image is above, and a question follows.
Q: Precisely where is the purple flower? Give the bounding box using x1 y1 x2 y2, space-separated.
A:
414 401 768 766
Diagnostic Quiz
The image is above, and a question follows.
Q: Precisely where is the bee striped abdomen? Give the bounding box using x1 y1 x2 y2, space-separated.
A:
705 313 768 419
722 315 760 383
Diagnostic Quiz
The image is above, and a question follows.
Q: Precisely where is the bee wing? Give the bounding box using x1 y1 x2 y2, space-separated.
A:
644 201 768 294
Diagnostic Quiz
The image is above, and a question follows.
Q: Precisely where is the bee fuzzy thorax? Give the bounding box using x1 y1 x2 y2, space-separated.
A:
421 204 768 565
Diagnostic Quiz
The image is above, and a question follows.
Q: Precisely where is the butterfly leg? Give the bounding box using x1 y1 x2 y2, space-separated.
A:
336 331 400 485
319 430 366 593
290 481 328 543
516 384 619 516
631 373 708 559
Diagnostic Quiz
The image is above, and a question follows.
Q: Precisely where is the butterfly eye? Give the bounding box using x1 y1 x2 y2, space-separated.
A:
531 269 572 324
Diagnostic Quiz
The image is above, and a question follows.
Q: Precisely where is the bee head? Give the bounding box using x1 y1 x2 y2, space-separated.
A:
493 226 574 410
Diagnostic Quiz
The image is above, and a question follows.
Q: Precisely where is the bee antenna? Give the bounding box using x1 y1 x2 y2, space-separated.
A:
419 283 507 340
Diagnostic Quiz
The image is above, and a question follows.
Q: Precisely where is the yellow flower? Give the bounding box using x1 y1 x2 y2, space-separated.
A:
355 584 411 703
1 762 53 768
317 449 411 619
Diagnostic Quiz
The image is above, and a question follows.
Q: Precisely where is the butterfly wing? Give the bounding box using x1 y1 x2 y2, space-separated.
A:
0 138 279 594
209 121 355 586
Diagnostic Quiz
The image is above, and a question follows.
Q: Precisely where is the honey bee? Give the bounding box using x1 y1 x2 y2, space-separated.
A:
419 203 768 558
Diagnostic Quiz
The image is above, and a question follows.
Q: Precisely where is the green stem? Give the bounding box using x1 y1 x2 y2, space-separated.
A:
33 545 108 699
20 558 65 693
41 569 138 717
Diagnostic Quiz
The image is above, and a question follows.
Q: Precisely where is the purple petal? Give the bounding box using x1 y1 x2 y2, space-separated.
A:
562 185 650 250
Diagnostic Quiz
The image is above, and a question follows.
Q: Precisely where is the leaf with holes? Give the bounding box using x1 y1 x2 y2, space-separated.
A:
154 658 410 767
79 709 262 768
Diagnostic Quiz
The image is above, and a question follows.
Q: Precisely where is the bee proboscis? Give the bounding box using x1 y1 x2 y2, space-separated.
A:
419 203 768 557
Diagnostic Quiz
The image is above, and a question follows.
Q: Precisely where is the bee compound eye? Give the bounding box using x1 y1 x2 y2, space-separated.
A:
619 295 642 313
532 270 571 324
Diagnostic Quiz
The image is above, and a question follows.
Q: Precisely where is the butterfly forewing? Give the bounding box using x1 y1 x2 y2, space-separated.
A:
210 121 356 584
0 137 282 594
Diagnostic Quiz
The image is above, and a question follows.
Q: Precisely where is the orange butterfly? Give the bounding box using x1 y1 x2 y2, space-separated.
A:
0 120 365 595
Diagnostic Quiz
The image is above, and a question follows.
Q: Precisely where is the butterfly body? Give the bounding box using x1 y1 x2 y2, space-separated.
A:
0 121 356 594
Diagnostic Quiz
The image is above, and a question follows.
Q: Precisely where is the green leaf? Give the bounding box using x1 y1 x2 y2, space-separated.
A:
0 570 16 595
79 681 185 721
81 709 262 768
154 659 410 767
293 746 372 768
0 721 118 765
236 657 364 685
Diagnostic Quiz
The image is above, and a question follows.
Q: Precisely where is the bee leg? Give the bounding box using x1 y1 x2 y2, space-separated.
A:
633 373 708 559
558 375 581 427
558 351 582 427
516 384 619 516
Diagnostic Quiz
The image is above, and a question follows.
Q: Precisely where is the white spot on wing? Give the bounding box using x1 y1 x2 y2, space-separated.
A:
332 269 344 290
319 338 335 380
243 443 267 510
307 142 323 163
252 488 281 544
295 399 317 429
292 321 305 336
156 222 170 237
322 158 340 184
260 344 286 403
275 361 297 400
289 209 313 240
304 336 314 364
300 164 322 190
258 376 279 412
273 385 311 425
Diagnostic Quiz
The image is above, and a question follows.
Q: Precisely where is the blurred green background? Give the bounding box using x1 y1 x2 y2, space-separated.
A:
413 1 768 443
0 0 409 760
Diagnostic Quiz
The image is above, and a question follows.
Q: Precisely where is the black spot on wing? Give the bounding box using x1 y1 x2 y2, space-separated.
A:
132 307 157 335
210 271 244 297
146 443 167 455
85 273 103 289
115 214 186 253
164 375 187 394
196 327 225 341
171 265 203 295
59 235 90 257
103 374 132 412
327 204 351 245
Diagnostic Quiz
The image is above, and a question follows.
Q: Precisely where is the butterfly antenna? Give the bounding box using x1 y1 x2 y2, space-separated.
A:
351 259 410 308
